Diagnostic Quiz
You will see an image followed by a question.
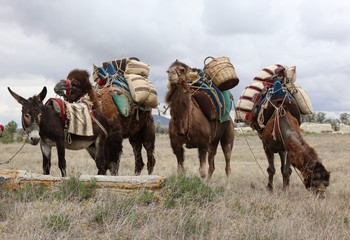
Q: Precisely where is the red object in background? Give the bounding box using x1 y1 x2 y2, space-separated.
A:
0 124 4 132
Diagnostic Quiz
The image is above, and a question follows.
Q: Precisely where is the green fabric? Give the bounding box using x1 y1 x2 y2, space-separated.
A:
219 91 233 123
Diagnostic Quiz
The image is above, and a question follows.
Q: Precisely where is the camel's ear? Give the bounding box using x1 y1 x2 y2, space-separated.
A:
38 87 47 102
8 87 27 105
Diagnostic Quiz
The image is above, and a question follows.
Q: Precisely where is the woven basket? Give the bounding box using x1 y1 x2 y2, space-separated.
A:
203 56 239 91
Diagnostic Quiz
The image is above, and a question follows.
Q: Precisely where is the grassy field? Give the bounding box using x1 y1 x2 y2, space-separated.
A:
0 132 349 239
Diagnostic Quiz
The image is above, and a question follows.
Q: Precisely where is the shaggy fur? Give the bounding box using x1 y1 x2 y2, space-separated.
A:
56 69 156 175
259 98 330 194
166 60 234 180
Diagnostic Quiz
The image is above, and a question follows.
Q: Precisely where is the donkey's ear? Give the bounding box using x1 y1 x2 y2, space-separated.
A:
38 87 47 102
8 87 27 105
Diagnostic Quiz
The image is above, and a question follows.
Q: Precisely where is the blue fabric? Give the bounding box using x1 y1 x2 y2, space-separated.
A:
112 79 129 92
97 67 109 79
258 79 294 113
106 63 117 75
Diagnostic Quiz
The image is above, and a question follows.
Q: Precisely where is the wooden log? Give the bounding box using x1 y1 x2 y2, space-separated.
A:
0 169 166 191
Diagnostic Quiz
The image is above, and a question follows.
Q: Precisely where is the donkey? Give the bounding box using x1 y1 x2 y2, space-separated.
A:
8 87 110 177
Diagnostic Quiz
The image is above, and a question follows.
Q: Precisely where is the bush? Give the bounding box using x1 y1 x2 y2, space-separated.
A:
161 174 221 208
44 214 70 232
15 182 48 202
55 175 97 201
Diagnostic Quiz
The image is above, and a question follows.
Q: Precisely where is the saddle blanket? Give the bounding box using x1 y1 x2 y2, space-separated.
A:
66 101 94 136
47 98 94 136
190 76 232 123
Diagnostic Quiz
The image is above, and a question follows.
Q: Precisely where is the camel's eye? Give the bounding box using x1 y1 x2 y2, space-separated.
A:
179 67 186 74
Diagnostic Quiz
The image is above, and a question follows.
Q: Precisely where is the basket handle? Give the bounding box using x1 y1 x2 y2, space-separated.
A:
204 56 215 65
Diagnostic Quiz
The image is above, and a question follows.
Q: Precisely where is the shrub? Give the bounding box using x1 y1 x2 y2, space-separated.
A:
55 175 97 201
44 214 70 232
15 182 48 202
161 174 220 208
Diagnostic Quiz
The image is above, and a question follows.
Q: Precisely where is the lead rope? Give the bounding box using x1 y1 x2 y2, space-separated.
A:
232 98 267 178
0 135 28 165
269 98 313 190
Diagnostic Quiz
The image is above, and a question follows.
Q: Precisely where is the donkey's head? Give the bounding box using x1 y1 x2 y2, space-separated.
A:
8 87 47 145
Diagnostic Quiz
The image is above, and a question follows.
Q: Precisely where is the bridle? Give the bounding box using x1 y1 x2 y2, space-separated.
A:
58 79 84 101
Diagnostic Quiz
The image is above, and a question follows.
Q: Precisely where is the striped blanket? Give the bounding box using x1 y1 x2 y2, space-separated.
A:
65 101 94 136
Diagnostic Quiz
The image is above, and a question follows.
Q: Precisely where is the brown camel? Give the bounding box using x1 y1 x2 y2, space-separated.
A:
166 60 235 180
253 80 330 195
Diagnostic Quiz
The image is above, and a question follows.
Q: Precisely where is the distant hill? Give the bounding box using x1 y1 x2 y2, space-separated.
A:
153 115 170 128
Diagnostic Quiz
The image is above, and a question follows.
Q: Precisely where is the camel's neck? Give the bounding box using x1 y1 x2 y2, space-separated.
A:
85 88 100 109
280 113 319 174
166 83 191 117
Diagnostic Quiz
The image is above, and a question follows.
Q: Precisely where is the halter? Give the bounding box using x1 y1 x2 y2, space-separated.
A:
61 79 71 98
59 79 84 100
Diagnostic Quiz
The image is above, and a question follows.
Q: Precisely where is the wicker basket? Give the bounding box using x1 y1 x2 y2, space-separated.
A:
203 56 239 91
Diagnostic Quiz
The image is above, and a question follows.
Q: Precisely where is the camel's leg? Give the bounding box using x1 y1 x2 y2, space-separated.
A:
129 136 144 176
281 151 292 190
207 144 218 181
107 133 123 176
198 148 208 179
170 138 185 174
142 120 156 175
264 146 275 191
220 121 234 178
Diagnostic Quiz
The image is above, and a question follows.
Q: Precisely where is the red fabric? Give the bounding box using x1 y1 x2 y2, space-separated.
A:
97 78 107 86
45 98 66 123
0 125 4 132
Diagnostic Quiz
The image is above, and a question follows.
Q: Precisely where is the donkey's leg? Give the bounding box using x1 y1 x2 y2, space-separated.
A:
56 141 67 177
129 135 145 175
281 151 292 190
40 143 52 175
85 145 96 160
94 138 107 175
264 146 275 191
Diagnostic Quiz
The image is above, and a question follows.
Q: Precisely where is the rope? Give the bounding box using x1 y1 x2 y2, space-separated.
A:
91 115 108 138
0 136 28 165
232 98 267 178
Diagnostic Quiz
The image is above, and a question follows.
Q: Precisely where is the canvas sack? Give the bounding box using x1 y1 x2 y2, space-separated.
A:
125 59 150 78
125 74 158 108
286 82 313 114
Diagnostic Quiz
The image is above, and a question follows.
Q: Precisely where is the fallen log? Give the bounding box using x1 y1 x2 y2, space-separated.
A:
0 169 166 191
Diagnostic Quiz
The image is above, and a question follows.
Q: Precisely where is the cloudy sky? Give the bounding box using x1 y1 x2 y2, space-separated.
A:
1 0 350 126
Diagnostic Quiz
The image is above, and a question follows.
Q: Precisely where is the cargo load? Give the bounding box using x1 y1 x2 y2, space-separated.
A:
235 64 311 123
203 56 239 91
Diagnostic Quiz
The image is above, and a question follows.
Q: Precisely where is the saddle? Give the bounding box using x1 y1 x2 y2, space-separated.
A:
189 69 232 123
46 98 94 136
251 79 301 131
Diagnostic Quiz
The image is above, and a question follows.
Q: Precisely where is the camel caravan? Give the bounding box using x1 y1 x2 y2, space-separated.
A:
7 56 330 195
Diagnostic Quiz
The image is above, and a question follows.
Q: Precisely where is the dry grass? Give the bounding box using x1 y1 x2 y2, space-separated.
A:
0 133 349 239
